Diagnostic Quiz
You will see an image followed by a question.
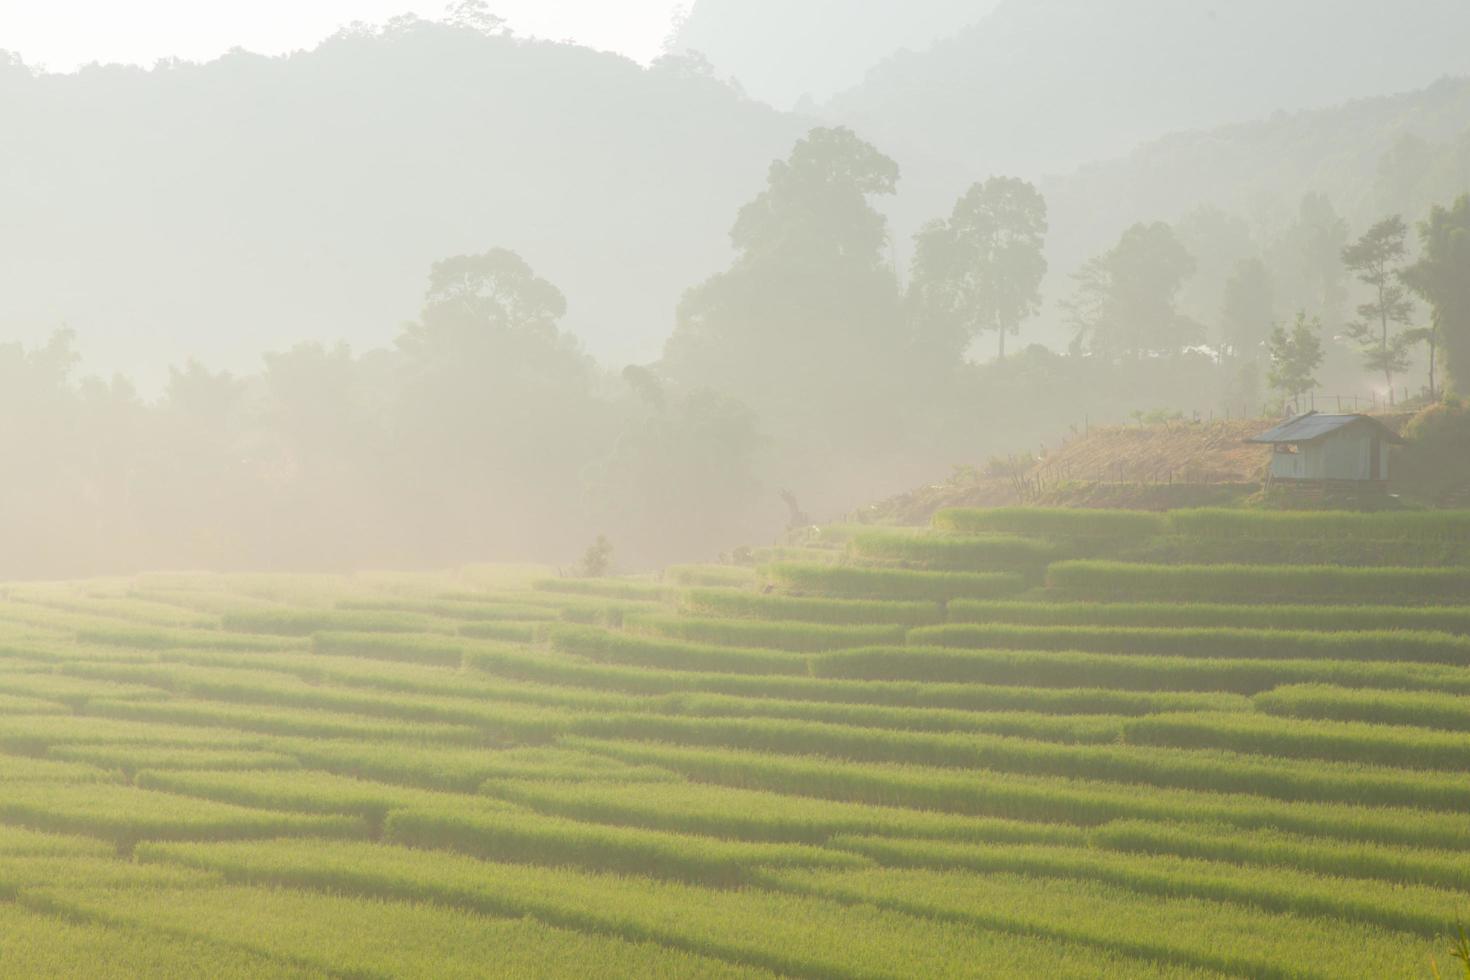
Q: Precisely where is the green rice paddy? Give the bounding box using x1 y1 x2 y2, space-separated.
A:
2 509 1469 976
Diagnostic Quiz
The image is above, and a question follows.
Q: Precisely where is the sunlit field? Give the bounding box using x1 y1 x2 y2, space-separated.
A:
3 509 1470 976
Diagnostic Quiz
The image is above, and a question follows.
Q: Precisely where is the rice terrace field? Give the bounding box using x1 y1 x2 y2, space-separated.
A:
6 507 1470 977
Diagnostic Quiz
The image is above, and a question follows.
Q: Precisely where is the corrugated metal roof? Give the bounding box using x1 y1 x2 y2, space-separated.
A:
1246 412 1405 445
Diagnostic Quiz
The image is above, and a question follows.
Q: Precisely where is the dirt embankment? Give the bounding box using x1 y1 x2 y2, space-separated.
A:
858 419 1279 525
1031 420 1276 485
857 412 1427 526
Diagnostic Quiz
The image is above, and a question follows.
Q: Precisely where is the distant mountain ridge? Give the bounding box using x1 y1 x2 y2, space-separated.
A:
668 0 999 108
1042 75 1470 289
0 24 805 385
826 0 1470 180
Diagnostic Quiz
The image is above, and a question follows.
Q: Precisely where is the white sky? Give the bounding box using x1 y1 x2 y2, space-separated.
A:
0 0 690 72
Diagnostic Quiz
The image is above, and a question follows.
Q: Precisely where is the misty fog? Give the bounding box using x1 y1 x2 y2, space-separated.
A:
2 0 1469 578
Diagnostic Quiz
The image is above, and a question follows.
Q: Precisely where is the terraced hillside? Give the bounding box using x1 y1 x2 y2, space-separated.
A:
2 510 1470 975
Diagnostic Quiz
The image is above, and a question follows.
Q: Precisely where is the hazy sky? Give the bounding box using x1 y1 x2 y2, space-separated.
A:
0 1 689 71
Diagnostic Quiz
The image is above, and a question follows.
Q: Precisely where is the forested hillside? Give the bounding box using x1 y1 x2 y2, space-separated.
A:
0 20 803 384
826 0 1470 180
1029 77 1470 352
667 0 997 108
1045 78 1470 277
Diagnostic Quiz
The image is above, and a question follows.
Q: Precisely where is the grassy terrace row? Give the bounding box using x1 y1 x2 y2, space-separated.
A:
1255 683 1470 731
11 775 1470 975
760 563 1027 602
67 649 1149 747
5 549 1468 976
26 883 767 979
848 530 1060 574
28 652 1470 798
136 838 1220 979
810 645 1470 695
946 598 1470 634
25 646 1470 820
554 714 1470 812
31 614 1470 779
71 736 1470 916
936 506 1470 543
683 588 943 626
0 781 364 851
1046 561 1470 604
45 620 1470 781
934 507 1167 539
623 612 907 652
574 738 1470 851
92 638 1245 730
909 622 1470 666
464 641 1245 715
808 840 1457 945
47 652 1193 758
481 774 1470 897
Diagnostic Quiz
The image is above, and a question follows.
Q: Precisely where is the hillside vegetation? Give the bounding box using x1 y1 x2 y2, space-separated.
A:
0 22 802 379
827 0 1470 177
2 508 1470 973
669 0 998 107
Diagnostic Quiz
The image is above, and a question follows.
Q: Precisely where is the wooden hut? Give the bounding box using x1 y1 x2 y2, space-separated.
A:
1246 412 1404 488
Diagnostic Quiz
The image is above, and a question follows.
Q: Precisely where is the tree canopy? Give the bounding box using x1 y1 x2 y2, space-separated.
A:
908 177 1048 362
1066 223 1200 359
1402 195 1470 395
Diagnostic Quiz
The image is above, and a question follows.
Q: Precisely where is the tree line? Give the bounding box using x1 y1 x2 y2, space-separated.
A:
3 126 1468 577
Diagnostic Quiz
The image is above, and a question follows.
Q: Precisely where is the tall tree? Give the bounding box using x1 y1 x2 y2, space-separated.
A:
1174 206 1257 330
393 249 601 559
1341 216 1416 401
907 177 1048 361
1272 193 1350 328
1266 311 1325 409
1402 194 1470 397
1219 258 1275 360
1064 222 1200 360
444 0 508 34
664 127 905 416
